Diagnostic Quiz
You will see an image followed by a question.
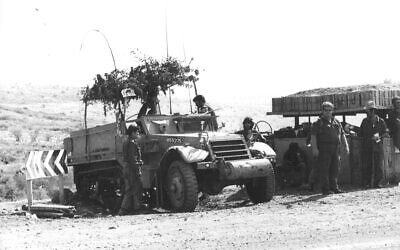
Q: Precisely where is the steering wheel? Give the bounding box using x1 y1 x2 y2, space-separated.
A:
254 120 273 136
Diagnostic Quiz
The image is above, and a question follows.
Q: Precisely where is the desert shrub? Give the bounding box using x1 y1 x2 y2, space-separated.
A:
0 172 75 201
0 153 17 164
30 129 40 143
32 178 57 199
0 115 13 121
44 133 52 142
0 175 25 201
10 127 22 142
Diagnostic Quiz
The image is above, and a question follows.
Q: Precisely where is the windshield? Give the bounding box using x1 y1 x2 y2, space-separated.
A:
174 117 215 133
130 115 216 135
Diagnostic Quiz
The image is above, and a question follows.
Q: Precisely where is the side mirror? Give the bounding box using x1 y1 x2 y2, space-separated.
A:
200 121 205 131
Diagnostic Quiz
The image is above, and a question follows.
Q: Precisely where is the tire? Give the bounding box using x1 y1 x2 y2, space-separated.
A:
246 169 275 203
76 176 91 199
166 161 198 212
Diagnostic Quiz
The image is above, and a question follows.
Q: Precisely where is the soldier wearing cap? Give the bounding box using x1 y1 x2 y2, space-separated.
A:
387 96 400 152
119 125 144 215
359 100 389 188
311 101 349 195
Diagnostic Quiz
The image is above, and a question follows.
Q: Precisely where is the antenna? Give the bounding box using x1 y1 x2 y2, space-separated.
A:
183 41 193 113
80 29 117 71
165 0 173 114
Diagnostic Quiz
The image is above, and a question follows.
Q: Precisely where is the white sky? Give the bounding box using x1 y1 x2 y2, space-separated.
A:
1 0 400 99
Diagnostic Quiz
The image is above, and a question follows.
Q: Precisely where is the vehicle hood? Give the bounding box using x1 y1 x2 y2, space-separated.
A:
160 132 243 141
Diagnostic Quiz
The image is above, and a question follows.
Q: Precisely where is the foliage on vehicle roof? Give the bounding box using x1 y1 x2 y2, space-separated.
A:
80 50 199 116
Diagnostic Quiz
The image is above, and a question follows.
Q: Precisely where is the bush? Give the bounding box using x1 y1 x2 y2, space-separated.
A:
10 127 22 142
0 169 75 201
0 175 25 201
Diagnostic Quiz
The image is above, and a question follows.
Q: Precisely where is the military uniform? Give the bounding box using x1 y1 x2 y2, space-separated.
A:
359 116 388 187
197 103 218 130
278 145 307 188
120 137 143 214
312 116 345 193
387 109 400 150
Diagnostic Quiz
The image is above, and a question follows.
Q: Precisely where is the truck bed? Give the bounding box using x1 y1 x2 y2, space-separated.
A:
64 123 124 166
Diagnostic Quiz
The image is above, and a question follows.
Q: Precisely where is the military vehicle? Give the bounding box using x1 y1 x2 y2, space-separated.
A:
64 100 276 212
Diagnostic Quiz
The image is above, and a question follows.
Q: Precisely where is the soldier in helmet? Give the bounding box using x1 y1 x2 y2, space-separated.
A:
311 101 349 195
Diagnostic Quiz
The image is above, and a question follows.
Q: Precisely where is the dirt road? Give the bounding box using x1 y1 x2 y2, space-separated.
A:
1 185 400 250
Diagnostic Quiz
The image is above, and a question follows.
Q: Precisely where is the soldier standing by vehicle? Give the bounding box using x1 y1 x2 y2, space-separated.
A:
387 96 400 152
359 100 389 189
193 95 218 130
311 101 349 195
119 125 143 215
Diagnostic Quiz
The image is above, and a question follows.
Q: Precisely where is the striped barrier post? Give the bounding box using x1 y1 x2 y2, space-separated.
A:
25 150 68 211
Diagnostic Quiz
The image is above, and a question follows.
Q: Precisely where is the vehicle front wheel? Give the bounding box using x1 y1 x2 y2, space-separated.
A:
166 161 198 212
246 169 275 203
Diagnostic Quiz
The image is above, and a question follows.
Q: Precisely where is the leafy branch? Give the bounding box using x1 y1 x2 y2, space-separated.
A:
80 52 199 116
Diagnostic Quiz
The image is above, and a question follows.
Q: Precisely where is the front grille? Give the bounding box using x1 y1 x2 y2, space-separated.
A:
209 139 251 161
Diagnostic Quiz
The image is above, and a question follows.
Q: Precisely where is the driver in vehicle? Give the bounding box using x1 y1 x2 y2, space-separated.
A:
193 95 218 131
236 117 267 147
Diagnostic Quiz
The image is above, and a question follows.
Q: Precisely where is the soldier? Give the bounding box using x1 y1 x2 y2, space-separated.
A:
119 125 143 215
387 96 400 152
311 101 349 195
236 117 266 147
193 95 218 130
359 100 389 188
277 142 308 189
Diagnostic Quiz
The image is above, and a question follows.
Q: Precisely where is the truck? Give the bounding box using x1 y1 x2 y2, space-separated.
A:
269 85 400 187
64 111 276 212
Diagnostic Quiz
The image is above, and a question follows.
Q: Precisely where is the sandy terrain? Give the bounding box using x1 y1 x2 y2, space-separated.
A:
1 185 400 250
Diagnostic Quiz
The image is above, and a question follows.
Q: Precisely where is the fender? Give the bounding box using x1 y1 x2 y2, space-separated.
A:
161 146 209 164
250 142 276 157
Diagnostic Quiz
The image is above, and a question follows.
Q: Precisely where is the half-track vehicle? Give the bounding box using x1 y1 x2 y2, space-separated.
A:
64 112 276 212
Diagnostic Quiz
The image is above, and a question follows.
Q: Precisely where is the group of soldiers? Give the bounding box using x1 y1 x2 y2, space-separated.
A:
117 94 400 215
277 97 400 195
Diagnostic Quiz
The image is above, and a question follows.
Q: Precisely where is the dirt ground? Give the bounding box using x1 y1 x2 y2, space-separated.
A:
1 185 400 250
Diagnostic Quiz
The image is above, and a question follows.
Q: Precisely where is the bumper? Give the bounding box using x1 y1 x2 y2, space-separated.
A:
197 158 273 180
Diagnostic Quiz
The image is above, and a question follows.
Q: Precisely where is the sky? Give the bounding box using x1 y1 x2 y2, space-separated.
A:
1 0 400 100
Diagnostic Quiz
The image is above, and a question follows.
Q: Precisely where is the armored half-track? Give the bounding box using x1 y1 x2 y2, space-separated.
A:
64 114 276 212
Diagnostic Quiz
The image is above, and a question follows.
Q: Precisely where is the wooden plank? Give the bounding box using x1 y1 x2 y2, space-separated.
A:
361 90 377 108
304 96 313 112
282 97 291 113
272 98 281 113
26 180 33 212
58 175 65 205
348 92 361 109
334 93 347 111
311 96 321 112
